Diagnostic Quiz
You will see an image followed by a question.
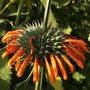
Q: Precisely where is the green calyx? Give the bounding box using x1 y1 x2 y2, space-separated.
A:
18 22 65 57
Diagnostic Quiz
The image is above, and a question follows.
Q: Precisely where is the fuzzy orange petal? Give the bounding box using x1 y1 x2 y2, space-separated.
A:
15 56 21 71
61 54 75 73
45 57 55 83
8 48 24 66
17 54 32 77
55 56 68 80
29 38 35 54
64 45 84 69
33 56 39 82
50 54 58 77
68 45 86 61
64 39 87 46
2 46 19 59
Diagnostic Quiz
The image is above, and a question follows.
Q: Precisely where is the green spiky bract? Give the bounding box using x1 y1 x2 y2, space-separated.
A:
18 22 66 62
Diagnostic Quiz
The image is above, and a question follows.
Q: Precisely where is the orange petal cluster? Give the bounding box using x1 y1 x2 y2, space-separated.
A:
1 30 89 83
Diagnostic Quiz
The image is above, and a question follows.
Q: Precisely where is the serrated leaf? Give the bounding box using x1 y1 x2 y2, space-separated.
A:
51 76 64 90
0 50 12 90
72 72 86 82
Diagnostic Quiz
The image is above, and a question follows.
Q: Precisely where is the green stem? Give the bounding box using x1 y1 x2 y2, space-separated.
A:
0 1 12 15
8 12 29 17
34 65 42 90
43 0 51 30
25 0 32 21
14 0 25 26
35 81 39 90
39 67 44 90
15 69 33 90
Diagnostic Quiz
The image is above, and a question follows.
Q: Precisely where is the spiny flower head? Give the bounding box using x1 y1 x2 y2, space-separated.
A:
1 22 89 83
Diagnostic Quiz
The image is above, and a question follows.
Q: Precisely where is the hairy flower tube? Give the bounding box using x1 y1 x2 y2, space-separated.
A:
1 22 89 83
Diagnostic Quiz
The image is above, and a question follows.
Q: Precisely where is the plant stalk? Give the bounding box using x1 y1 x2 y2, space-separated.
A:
35 81 39 90
15 67 33 90
43 0 51 30
14 0 25 26
0 1 13 15
34 65 43 90
39 67 44 90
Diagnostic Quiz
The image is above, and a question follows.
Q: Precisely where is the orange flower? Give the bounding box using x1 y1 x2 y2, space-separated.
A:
8 47 24 66
64 38 88 52
2 46 19 59
55 56 68 80
60 54 75 73
17 54 32 77
64 45 84 69
45 57 55 83
1 23 89 83
50 54 58 77
15 56 21 71
33 56 39 82
2 30 23 43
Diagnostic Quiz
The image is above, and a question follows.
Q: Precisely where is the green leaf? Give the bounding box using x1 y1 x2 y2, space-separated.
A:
64 25 72 34
87 0 90 2
52 0 60 6
0 50 12 90
72 72 86 82
70 85 79 90
0 19 12 31
51 76 64 90
0 78 10 90
0 19 12 38
88 33 90 41
58 0 70 6
0 0 4 10
40 0 58 26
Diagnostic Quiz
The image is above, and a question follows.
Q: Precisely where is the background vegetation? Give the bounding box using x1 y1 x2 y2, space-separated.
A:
0 0 90 90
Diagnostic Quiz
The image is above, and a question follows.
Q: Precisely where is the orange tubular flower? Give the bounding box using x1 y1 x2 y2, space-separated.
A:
15 56 21 71
8 47 24 67
45 57 55 83
50 54 58 77
67 45 86 61
60 54 75 73
64 45 84 69
2 46 19 59
1 22 89 83
17 54 32 77
55 56 68 80
33 56 39 82
64 39 89 52
1 30 23 43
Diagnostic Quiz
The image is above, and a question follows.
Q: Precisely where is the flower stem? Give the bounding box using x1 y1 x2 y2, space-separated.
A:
15 68 33 90
35 81 39 90
43 0 51 30
39 67 44 90
34 65 43 90
14 0 25 26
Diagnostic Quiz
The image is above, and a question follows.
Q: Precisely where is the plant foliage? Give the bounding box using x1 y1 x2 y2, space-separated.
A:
0 0 90 90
